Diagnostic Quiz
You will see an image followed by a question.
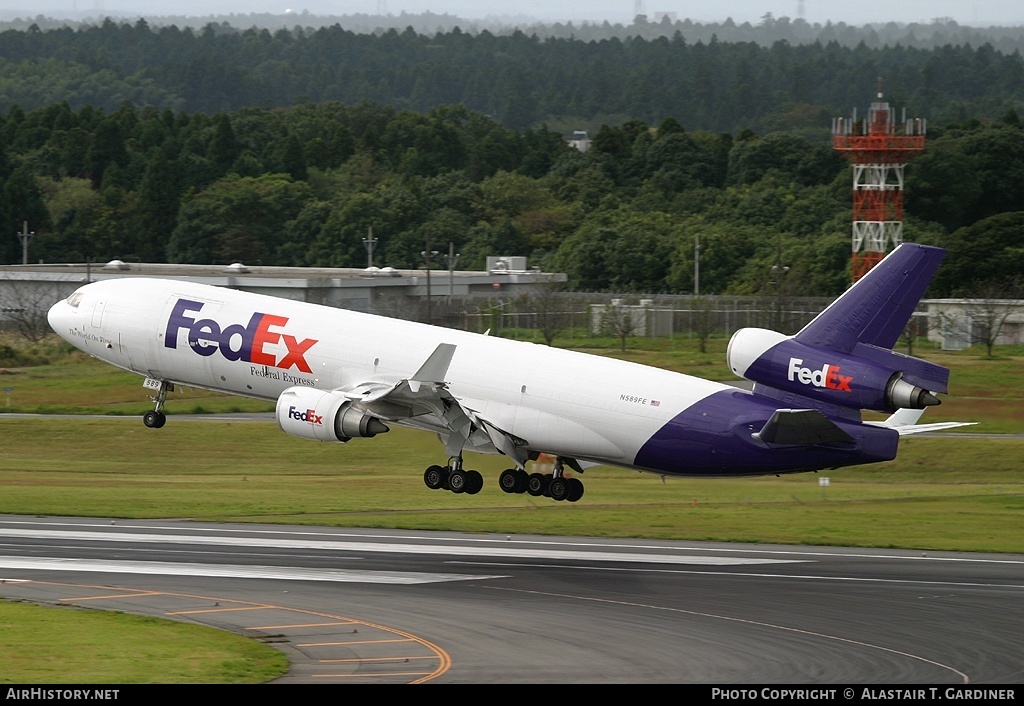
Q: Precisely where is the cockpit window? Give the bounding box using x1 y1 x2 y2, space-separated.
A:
67 292 84 308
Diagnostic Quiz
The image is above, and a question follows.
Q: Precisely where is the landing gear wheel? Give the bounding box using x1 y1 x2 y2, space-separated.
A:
498 468 520 494
527 472 549 497
548 477 570 502
567 477 584 503
448 468 468 494
143 410 166 429
465 470 483 495
424 465 448 490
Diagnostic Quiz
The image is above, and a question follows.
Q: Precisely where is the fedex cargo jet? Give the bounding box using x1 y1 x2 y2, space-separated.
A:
47 243 969 502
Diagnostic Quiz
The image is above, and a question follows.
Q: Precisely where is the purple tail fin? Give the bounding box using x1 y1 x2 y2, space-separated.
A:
795 243 946 353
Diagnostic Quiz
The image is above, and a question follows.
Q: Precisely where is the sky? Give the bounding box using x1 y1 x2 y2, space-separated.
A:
5 1 1024 27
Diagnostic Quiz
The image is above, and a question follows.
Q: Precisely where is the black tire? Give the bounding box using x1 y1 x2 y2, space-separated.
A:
526 472 548 497
423 465 448 490
567 477 584 502
548 477 569 502
143 410 165 428
448 468 467 494
498 469 519 494
465 470 484 495
515 469 529 493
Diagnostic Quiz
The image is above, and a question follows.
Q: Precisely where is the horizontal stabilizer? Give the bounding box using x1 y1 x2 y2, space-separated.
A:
753 409 853 445
867 408 977 436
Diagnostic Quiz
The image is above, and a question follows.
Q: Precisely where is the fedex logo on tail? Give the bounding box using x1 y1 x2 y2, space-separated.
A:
165 298 317 373
787 357 852 392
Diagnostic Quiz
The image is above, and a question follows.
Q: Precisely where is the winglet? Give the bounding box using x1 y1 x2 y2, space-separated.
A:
409 343 456 393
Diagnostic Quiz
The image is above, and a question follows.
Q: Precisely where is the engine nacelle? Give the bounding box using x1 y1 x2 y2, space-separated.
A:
727 328 946 413
276 386 389 442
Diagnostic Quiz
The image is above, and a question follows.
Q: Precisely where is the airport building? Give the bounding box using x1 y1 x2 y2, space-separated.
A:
0 257 566 336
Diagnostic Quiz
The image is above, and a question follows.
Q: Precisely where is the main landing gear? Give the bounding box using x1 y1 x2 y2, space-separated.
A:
422 457 583 501
498 458 584 503
142 380 173 429
423 457 483 495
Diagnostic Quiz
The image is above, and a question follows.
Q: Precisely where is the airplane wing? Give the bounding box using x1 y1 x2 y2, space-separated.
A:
866 408 978 436
339 343 532 468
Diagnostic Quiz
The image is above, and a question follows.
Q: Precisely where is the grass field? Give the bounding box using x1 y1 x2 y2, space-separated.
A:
0 601 288 683
1 334 1021 552
0 333 1021 683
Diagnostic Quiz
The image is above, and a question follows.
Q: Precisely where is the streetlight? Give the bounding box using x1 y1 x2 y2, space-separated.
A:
17 221 34 265
771 234 788 330
362 226 377 268
771 264 790 330
442 241 460 303
421 237 439 324
694 233 700 296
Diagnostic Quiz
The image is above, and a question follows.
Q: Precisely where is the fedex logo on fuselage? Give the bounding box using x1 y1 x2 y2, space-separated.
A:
787 357 853 392
165 298 317 373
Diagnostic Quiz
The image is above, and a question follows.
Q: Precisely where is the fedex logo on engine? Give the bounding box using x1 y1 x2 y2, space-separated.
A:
288 406 323 425
787 357 853 392
165 298 317 373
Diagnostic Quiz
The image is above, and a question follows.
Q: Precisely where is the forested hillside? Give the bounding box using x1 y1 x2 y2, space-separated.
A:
1 18 1023 131
0 17 1021 297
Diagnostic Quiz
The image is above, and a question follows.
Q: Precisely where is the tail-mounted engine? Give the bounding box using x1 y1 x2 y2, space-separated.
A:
276 386 389 442
727 328 948 413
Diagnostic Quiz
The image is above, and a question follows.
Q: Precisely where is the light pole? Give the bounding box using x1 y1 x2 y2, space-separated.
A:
362 226 377 268
17 221 34 265
771 264 790 330
421 236 438 324
771 234 788 330
443 241 460 303
694 233 700 296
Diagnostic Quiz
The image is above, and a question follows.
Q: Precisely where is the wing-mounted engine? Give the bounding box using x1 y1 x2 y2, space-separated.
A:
276 386 389 442
727 328 949 413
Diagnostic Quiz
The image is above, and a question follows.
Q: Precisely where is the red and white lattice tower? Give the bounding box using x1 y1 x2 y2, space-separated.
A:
832 81 926 281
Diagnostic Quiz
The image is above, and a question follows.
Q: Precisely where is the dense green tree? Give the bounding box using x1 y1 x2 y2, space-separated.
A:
930 212 1024 295
554 207 680 292
906 138 983 232
85 117 127 188
167 173 311 264
133 148 180 261
207 113 240 175
726 132 843 186
958 124 1024 224
33 175 101 262
278 134 308 182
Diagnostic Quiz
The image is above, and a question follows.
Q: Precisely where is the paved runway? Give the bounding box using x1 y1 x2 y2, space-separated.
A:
0 515 1021 683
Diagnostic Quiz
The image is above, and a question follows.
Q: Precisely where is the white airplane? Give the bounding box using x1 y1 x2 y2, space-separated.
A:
47 243 970 502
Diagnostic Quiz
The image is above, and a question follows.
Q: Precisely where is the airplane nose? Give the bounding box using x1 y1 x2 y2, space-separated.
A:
47 299 67 335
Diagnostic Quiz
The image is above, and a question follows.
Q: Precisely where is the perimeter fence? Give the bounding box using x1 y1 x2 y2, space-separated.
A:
371 290 841 341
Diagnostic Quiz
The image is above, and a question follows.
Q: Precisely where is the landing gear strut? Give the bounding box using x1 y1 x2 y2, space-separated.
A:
143 380 173 429
423 456 483 494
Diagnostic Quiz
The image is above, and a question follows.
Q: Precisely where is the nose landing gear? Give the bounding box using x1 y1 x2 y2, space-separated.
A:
142 379 173 428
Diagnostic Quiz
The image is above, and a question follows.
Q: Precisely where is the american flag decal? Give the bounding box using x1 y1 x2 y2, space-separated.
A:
651 400 661 407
